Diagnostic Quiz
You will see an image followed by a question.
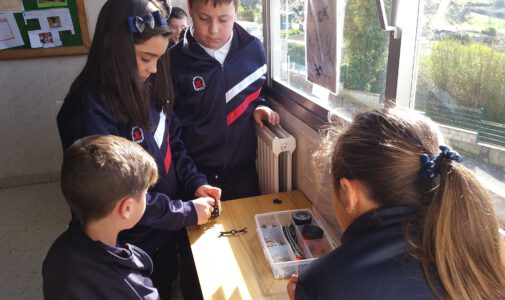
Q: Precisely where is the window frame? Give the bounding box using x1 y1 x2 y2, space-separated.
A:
263 0 405 128
262 0 505 226
262 0 327 131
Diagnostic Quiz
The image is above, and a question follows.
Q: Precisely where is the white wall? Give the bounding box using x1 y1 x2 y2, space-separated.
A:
0 0 106 187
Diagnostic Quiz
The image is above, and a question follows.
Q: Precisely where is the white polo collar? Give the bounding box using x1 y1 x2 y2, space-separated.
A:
191 26 233 64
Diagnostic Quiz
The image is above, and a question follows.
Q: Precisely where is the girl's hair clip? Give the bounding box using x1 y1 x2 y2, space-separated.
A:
420 145 463 180
438 145 463 163
128 10 167 33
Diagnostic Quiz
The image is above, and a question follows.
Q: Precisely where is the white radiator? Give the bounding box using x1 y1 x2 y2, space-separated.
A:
256 124 296 194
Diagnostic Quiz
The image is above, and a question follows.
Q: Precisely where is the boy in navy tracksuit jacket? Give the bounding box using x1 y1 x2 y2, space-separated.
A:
43 135 160 300
170 0 280 200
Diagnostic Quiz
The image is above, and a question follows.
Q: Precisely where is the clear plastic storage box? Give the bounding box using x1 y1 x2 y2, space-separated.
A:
255 209 337 279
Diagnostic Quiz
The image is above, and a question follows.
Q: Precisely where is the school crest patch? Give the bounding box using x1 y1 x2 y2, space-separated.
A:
192 76 206 91
131 126 144 143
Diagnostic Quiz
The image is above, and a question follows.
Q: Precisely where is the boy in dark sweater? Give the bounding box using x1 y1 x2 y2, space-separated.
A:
43 135 160 299
170 0 280 200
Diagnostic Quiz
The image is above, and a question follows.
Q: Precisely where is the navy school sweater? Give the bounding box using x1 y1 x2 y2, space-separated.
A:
296 206 439 300
43 222 159 300
170 23 267 176
57 85 207 247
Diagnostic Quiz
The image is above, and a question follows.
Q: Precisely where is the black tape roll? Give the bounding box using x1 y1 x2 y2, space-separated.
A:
292 211 312 225
302 224 324 240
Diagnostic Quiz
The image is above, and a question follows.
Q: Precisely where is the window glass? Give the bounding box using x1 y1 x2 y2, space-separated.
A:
270 0 391 119
414 0 505 223
237 0 264 42
170 0 189 14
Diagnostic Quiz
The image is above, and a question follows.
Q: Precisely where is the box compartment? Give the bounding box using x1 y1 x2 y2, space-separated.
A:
255 209 337 279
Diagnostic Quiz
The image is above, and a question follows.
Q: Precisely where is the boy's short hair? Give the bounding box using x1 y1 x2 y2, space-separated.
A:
188 0 240 9
61 135 158 224
169 7 188 20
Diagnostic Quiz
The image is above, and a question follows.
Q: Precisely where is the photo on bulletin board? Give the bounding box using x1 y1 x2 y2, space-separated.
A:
0 0 25 12
0 0 90 60
37 0 68 8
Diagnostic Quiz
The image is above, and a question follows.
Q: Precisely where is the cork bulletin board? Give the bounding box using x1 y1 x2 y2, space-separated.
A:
0 0 90 59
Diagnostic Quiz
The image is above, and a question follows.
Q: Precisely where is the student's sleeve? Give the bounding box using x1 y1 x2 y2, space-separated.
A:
57 93 119 150
294 277 316 300
252 38 270 110
139 191 197 229
58 93 198 229
254 91 271 109
294 287 311 300
293 264 321 300
167 113 208 195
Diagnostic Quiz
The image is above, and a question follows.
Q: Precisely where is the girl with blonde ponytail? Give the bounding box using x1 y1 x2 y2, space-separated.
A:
422 153 505 300
287 107 505 300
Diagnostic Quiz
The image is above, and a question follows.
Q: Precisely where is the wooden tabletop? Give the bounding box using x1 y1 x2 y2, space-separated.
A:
186 191 312 300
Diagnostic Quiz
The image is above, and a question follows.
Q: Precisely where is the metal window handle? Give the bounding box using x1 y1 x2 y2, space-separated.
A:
376 0 401 39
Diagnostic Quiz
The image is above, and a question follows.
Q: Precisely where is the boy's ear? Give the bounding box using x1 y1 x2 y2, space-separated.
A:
117 197 135 219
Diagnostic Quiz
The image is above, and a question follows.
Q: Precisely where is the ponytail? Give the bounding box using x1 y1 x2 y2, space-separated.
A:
422 160 505 299
321 108 505 300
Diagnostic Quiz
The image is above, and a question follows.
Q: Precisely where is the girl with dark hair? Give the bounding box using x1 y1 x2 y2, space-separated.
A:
57 0 220 298
288 108 505 300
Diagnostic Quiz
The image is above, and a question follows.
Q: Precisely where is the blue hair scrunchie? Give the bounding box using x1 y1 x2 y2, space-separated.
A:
420 145 463 180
